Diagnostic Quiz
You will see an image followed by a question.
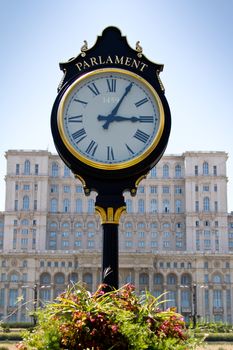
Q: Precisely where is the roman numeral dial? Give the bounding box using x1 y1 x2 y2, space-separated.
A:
59 68 164 169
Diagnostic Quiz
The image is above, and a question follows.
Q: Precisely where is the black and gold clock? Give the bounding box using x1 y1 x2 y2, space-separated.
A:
51 26 171 189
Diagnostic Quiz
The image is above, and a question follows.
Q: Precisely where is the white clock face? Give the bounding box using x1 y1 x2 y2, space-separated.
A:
58 68 164 170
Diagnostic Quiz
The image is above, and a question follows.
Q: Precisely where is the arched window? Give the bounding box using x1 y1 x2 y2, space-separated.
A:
163 164 169 178
166 291 177 308
23 196 29 210
203 197 210 212
139 273 149 285
167 274 177 285
154 273 163 285
50 198 58 213
62 222 70 228
50 222 57 228
88 199 94 213
40 273 51 285
138 199 145 213
54 273 65 284
126 199 132 213
24 160 30 175
51 162 59 177
87 221 95 228
203 162 209 175
83 273 93 290
150 199 157 213
75 221 83 228
175 164 182 178
63 199 70 213
137 222 145 229
181 273 191 286
69 273 78 283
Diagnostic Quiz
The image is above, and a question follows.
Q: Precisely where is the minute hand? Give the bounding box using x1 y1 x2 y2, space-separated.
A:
101 83 133 129
110 83 133 116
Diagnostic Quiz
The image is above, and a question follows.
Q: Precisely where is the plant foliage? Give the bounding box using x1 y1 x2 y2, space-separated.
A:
16 283 199 350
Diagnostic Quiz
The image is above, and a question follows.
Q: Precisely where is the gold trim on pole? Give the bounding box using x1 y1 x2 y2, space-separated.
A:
95 206 126 224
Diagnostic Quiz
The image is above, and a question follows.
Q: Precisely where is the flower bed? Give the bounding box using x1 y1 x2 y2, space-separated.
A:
16 283 199 350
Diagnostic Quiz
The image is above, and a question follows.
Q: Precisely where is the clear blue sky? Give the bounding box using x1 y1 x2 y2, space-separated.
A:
1 0 233 211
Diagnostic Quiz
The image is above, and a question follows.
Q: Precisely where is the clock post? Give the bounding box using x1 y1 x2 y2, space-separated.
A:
51 26 171 290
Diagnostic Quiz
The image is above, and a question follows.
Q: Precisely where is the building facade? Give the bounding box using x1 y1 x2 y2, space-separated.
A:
0 149 233 323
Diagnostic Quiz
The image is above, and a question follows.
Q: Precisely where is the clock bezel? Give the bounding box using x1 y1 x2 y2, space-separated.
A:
57 67 165 171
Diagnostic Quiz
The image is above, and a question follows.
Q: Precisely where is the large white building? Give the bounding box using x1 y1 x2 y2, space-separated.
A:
0 149 233 324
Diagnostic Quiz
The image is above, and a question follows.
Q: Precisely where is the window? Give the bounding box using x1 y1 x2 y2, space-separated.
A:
55 273 65 284
203 185 209 192
88 199 94 213
150 167 156 178
175 186 182 194
214 201 218 212
139 273 149 284
213 274 222 284
50 198 58 212
181 274 191 285
213 165 217 176
76 185 83 193
213 290 222 307
163 199 170 213
16 164 20 175
22 196 29 210
195 165 198 176
63 199 70 212
87 240 94 248
154 274 163 284
138 199 145 213
50 185 58 193
150 199 157 213
175 164 182 178
64 185 70 193
195 201 199 212
175 200 182 213
214 184 218 192
138 241 145 248
126 199 132 213
34 200 37 211
137 186 144 193
51 163 59 177
76 199 82 213
64 166 70 177
203 197 210 212
163 164 169 178
195 185 198 192
167 274 177 285
35 164 39 175
203 162 209 175
150 186 157 194
181 290 190 307
23 184 30 191
62 240 69 248
125 241 133 248
163 186 170 194
9 289 18 307
75 240 82 247
24 160 30 175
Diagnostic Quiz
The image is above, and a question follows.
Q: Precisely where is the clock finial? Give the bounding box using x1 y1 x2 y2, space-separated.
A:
136 41 143 57
81 40 88 57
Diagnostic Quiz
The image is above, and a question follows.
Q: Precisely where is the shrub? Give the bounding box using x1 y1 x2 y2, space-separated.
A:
17 283 200 350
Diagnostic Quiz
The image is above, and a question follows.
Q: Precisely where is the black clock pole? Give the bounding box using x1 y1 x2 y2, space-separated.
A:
95 189 126 289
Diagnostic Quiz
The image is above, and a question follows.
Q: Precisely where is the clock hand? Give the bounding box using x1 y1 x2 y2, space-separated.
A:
109 82 133 116
100 83 133 129
98 115 140 122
